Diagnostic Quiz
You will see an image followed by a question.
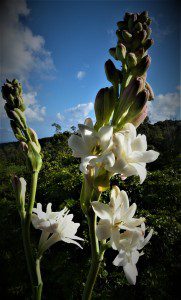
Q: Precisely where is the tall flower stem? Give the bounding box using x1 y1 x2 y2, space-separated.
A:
82 207 104 300
22 171 42 299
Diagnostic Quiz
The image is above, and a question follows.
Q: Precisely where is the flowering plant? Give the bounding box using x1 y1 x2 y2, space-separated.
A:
2 10 159 300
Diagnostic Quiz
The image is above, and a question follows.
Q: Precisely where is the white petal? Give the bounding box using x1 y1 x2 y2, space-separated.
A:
91 201 112 220
46 203 52 214
61 237 83 249
122 203 137 221
110 228 121 250
131 250 140 265
79 156 96 174
123 263 138 285
113 250 127 267
68 134 89 157
122 123 136 141
129 163 147 184
39 231 50 248
131 134 147 152
96 219 111 240
98 126 113 151
139 150 159 163
138 229 153 250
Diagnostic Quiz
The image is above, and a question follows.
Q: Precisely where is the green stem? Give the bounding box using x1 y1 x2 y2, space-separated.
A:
82 208 104 300
35 257 43 300
22 171 42 299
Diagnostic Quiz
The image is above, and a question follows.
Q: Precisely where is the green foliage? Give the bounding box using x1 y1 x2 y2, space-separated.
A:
0 120 180 299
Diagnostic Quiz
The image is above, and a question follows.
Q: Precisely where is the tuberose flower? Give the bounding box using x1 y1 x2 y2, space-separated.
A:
68 118 115 175
92 186 145 248
108 123 159 183
113 225 153 285
32 203 83 254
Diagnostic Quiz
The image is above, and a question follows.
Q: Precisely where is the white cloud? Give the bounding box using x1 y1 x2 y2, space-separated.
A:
0 0 55 126
56 102 94 129
0 0 55 80
148 91 180 123
23 92 46 122
77 71 86 80
57 112 65 121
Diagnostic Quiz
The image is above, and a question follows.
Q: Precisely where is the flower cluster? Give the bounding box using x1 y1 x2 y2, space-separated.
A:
68 119 159 184
92 186 153 284
31 203 83 255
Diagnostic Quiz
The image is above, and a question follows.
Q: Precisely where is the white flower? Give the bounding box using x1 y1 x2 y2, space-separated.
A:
108 123 159 183
68 117 114 174
113 225 153 285
32 203 83 253
91 186 145 248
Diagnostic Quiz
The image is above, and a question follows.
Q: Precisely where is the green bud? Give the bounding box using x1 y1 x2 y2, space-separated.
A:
94 169 110 192
132 55 151 77
94 87 115 128
126 53 137 68
143 39 154 51
139 11 148 23
12 176 26 218
8 110 24 129
122 30 132 42
116 29 123 40
112 77 144 125
124 12 132 22
134 22 143 31
10 120 26 141
26 141 42 172
146 18 152 25
105 59 120 84
116 43 126 61
28 128 41 153
117 21 125 30
14 108 27 128
109 47 117 60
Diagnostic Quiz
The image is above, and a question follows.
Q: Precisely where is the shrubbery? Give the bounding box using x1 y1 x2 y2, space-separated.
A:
0 120 180 299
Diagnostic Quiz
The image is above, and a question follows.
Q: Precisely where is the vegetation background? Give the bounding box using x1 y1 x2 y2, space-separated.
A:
0 119 180 299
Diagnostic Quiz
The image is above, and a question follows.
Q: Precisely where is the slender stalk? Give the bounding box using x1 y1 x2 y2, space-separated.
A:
22 171 42 299
82 208 104 300
35 257 43 300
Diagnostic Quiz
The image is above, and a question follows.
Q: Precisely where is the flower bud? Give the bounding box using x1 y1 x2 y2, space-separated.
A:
143 39 154 51
10 120 26 141
105 59 120 85
122 30 132 42
126 53 137 68
134 22 143 31
117 21 125 30
109 47 117 60
12 176 26 217
131 103 148 127
94 87 115 128
132 55 151 77
116 43 126 61
112 78 144 125
14 108 27 128
28 128 41 153
20 141 29 153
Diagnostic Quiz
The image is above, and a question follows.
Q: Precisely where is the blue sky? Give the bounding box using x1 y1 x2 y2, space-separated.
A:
0 0 180 142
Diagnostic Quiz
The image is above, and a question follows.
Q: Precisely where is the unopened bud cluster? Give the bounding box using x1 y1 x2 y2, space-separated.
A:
2 79 42 172
94 11 154 132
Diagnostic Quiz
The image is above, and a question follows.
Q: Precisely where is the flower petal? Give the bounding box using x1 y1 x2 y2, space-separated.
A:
129 162 147 184
92 201 112 220
96 219 111 240
123 262 138 285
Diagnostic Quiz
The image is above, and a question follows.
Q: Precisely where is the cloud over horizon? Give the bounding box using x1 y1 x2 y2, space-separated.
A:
56 102 94 129
148 90 180 123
